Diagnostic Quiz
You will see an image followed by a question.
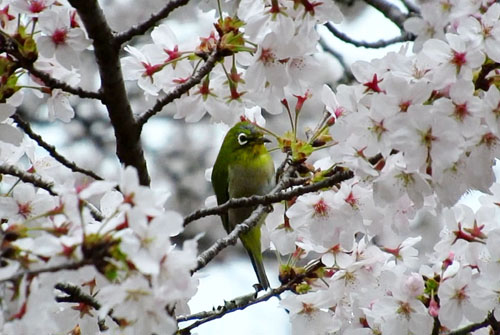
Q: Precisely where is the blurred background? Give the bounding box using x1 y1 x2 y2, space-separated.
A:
19 0 422 333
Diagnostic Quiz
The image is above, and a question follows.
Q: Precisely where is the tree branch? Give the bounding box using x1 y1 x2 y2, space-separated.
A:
12 114 104 181
194 204 269 272
192 164 353 273
55 281 100 309
136 49 221 129
0 33 101 100
474 62 500 91
177 261 322 334
0 260 88 284
364 0 409 30
54 282 120 330
177 287 284 334
114 0 191 45
0 163 104 220
68 0 151 186
400 0 420 14
324 22 414 49
0 163 56 195
318 36 355 84
22 62 102 100
183 169 354 226
449 313 499 335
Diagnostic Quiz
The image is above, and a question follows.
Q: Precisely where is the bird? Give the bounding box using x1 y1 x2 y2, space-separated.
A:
211 121 275 290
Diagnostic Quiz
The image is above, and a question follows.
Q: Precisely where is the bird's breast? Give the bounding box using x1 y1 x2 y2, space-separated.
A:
227 154 275 199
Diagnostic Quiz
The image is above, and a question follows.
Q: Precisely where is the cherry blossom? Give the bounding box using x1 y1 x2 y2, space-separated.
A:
438 267 489 329
422 33 485 89
2 0 500 334
36 7 91 69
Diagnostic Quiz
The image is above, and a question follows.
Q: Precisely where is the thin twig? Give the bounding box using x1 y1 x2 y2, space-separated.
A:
324 22 414 49
364 0 410 30
54 282 121 329
0 163 105 220
0 33 101 100
194 204 269 272
177 286 286 334
136 49 221 129
448 313 499 335
0 260 88 284
114 0 191 45
0 164 56 195
400 0 420 14
475 62 500 91
318 36 355 84
193 165 353 272
55 282 100 308
22 62 102 100
12 114 104 181
177 261 321 334
183 169 353 226
193 163 295 272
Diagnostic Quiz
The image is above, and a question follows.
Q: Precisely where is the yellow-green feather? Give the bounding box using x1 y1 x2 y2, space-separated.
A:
211 121 274 289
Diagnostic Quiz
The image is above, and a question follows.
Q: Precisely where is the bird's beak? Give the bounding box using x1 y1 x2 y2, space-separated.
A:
261 136 271 143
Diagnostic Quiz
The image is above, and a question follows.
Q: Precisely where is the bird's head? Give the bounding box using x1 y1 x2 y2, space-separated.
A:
227 121 270 149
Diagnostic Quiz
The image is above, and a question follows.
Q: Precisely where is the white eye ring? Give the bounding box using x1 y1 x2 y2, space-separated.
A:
237 133 248 146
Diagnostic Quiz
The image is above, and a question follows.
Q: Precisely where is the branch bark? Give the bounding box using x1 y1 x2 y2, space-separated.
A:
68 0 150 186
324 22 414 48
0 163 56 195
22 61 102 99
12 114 104 181
114 0 191 45
448 313 499 335
0 163 104 220
364 0 409 30
177 261 322 334
192 166 354 272
183 169 354 226
137 49 222 129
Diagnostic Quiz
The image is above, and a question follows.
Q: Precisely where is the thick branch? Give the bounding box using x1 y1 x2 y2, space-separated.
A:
324 22 413 49
137 49 221 129
68 0 150 186
12 114 104 181
114 0 191 45
183 169 354 226
0 164 56 195
364 0 409 30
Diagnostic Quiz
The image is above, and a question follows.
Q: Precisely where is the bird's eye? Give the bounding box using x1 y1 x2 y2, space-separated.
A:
237 133 248 146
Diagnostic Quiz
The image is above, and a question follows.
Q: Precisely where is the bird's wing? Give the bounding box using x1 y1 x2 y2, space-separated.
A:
211 154 230 233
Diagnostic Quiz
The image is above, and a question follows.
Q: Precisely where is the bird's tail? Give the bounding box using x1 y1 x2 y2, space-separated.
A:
246 249 270 290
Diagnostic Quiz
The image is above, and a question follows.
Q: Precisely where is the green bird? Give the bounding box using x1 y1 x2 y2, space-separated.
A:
211 121 275 290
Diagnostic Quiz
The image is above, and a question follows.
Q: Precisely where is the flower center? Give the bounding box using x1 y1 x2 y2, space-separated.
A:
52 28 68 45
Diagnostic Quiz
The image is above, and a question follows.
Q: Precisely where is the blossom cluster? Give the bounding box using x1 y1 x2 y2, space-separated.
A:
120 0 342 123
1 0 500 334
0 154 198 334
263 1 500 334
